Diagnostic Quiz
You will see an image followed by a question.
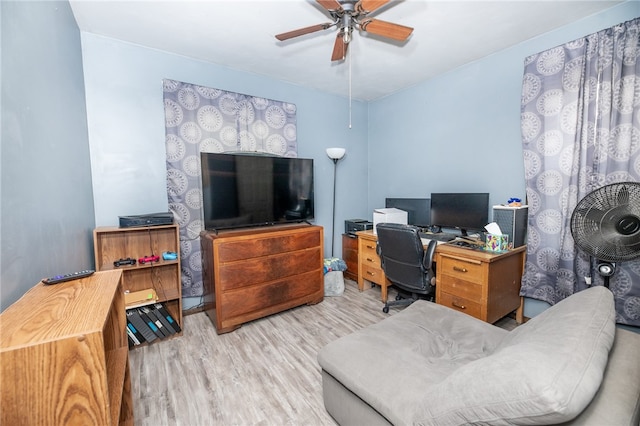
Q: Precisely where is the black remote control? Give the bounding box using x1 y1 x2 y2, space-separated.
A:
42 270 95 285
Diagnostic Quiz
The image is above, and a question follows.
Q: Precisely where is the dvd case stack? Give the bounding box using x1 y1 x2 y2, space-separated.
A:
126 303 181 347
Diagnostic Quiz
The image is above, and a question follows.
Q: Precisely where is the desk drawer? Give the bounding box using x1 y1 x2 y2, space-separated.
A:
361 264 385 286
438 255 484 285
361 247 381 268
438 291 482 319
438 277 483 302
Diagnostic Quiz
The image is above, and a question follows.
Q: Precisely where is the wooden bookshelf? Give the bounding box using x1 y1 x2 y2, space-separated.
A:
93 224 183 338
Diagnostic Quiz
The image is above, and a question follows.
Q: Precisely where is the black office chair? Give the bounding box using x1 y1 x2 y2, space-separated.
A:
376 223 437 313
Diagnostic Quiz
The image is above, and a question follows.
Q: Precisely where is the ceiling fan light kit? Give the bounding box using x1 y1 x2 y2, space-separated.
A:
275 0 413 62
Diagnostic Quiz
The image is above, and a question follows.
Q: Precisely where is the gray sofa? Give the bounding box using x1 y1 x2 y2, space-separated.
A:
318 286 640 425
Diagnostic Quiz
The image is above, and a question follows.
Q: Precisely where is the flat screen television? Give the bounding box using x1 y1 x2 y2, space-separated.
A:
200 152 314 230
430 192 489 235
385 198 431 228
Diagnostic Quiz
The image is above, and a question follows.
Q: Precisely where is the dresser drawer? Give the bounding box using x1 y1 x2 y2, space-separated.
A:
438 254 484 285
219 269 322 319
216 229 321 262
218 248 321 290
438 291 483 319
361 264 385 286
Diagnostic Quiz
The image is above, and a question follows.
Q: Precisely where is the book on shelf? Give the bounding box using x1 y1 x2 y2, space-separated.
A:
126 309 157 343
139 306 170 338
147 305 177 335
137 307 164 338
154 302 181 333
126 318 145 345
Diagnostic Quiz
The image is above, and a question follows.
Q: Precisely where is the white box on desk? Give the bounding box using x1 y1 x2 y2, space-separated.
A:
373 208 408 234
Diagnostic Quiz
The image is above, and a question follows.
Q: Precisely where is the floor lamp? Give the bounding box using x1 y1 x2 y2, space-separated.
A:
326 147 346 257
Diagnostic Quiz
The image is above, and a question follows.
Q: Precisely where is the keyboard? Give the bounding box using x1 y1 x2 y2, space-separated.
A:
419 232 456 242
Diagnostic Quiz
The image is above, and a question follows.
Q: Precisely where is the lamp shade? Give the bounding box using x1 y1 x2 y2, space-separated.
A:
326 147 346 160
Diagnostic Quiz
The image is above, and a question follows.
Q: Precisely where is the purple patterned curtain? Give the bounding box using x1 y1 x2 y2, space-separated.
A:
163 79 298 298
520 18 640 326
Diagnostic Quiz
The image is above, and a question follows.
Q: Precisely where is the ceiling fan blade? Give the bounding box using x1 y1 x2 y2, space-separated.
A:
360 18 413 41
355 0 390 14
317 0 342 12
331 32 347 61
275 23 333 41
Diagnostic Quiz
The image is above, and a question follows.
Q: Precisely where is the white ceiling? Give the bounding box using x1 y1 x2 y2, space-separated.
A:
69 0 624 101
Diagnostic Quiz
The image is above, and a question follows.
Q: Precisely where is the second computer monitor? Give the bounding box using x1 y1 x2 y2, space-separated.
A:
385 198 431 228
430 192 489 235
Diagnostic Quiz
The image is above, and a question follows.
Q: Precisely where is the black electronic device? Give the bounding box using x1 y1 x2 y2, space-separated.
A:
345 219 373 235
385 198 431 228
42 269 95 285
493 205 528 248
119 211 173 228
430 193 490 236
201 152 315 231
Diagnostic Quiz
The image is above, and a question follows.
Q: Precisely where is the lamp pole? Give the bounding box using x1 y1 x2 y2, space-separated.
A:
326 148 346 258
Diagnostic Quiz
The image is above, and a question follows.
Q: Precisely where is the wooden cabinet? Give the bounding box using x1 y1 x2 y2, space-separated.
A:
356 230 391 302
93 224 183 334
0 270 134 425
342 233 359 281
436 244 526 324
201 224 324 334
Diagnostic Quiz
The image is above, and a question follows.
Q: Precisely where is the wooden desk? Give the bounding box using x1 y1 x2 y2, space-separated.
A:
0 270 134 425
356 230 526 324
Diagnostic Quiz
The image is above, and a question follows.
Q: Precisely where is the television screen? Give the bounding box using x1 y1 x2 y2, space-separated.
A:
200 152 314 230
430 193 489 235
385 198 431 228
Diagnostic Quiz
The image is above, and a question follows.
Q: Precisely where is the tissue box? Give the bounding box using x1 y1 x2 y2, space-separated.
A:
373 208 408 234
485 234 509 252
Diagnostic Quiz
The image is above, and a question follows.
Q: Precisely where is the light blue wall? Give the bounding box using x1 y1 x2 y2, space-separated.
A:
80 33 369 261
368 1 639 317
1 1 95 311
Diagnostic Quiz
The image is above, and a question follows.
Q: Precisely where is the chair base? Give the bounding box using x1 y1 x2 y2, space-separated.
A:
382 291 434 313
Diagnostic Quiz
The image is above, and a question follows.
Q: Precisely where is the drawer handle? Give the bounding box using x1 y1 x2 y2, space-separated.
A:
366 271 376 276
366 244 375 249
452 301 466 309
453 266 468 273
366 257 376 262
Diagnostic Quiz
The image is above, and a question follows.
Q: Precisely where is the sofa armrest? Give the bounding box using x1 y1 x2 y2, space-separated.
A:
559 327 640 425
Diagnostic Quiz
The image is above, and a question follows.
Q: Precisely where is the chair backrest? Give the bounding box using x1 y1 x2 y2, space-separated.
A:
376 223 436 294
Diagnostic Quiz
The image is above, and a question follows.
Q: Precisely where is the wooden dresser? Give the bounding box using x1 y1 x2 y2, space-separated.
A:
0 270 134 425
436 244 526 324
201 224 324 334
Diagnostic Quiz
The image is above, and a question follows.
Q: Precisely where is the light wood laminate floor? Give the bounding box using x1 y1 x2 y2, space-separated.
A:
129 279 516 425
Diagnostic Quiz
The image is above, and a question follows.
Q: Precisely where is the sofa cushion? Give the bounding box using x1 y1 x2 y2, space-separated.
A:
417 286 616 425
317 300 508 425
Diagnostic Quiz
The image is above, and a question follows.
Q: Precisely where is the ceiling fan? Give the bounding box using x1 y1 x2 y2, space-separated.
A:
275 0 413 62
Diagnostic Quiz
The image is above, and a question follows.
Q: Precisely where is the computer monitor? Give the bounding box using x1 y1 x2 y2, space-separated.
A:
384 198 431 228
430 193 489 235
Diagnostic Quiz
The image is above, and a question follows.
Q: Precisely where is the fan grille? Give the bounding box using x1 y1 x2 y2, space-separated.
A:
570 182 640 262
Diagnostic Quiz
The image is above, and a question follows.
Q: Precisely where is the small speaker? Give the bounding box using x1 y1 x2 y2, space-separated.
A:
492 205 528 248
